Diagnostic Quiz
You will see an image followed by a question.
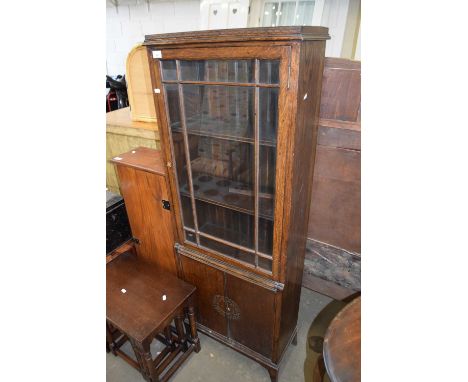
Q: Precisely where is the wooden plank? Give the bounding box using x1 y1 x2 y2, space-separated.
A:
308 145 361 253
304 238 360 291
301 274 356 301
307 57 361 257
144 26 330 46
320 58 361 122
317 124 360 151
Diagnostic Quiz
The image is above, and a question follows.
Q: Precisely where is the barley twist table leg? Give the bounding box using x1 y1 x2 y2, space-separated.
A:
187 306 201 353
175 314 188 351
164 326 174 349
129 339 159 382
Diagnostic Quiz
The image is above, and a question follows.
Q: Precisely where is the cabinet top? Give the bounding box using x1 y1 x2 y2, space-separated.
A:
110 147 166 176
144 26 330 47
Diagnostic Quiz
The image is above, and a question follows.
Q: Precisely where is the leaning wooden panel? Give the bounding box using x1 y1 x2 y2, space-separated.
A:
320 58 361 123
126 44 157 123
304 57 361 299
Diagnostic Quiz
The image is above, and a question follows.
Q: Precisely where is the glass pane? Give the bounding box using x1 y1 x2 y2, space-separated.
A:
258 217 274 255
180 60 254 83
196 200 255 250
259 87 279 144
200 236 255 266
164 84 182 129
259 60 280 84
258 257 272 272
180 196 194 229
259 145 276 221
183 84 255 141
296 1 315 26
161 60 177 80
278 2 296 26
185 230 196 243
262 2 279 27
163 56 281 270
188 134 255 212
258 86 278 258
164 84 193 231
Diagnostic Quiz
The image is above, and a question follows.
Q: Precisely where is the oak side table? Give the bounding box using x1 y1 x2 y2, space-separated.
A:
107 251 200 381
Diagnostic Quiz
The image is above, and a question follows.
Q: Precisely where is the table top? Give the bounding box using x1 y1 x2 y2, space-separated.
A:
323 296 361 382
107 252 196 343
106 107 158 131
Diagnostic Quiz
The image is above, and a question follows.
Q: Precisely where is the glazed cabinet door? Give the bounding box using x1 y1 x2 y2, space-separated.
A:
153 46 290 279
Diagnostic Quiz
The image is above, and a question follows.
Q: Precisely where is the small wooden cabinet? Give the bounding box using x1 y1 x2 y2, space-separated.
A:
144 27 330 381
111 147 177 275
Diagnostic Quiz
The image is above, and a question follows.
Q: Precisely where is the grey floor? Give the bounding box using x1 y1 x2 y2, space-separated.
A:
107 288 334 382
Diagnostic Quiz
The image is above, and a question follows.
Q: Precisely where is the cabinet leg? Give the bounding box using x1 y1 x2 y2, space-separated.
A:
312 355 326 382
267 367 279 382
187 306 201 353
292 332 298 346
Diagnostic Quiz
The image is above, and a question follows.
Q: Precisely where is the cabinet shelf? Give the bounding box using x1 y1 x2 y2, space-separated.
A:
171 119 277 147
180 171 274 221
162 79 279 88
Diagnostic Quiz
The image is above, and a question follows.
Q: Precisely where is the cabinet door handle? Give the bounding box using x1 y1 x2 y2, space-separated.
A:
162 200 171 210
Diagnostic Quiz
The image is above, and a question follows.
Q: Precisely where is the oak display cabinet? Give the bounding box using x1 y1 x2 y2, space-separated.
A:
144 27 330 381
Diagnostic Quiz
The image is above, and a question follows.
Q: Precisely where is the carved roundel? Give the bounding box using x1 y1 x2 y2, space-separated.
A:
212 295 240 320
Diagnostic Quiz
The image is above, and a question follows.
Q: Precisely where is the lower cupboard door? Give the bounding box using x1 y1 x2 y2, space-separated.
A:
225 273 275 358
179 256 228 337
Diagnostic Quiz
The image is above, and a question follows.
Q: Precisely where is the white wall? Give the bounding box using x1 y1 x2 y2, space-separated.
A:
106 0 201 76
247 0 360 59
106 0 360 75
320 0 350 57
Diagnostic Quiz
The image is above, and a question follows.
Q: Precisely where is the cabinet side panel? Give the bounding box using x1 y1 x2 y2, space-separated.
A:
179 256 228 337
277 40 327 360
225 274 275 358
116 165 177 275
